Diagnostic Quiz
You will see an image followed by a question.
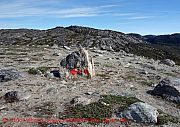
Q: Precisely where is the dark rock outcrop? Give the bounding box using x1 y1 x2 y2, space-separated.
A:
45 70 61 78
148 78 180 104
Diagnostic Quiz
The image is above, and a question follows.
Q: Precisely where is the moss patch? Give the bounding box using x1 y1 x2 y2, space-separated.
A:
28 68 40 75
28 67 50 74
157 109 179 125
59 95 141 121
37 67 50 74
33 102 56 118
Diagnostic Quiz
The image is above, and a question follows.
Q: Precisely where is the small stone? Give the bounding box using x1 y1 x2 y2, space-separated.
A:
138 69 148 75
101 101 110 106
159 59 175 67
53 52 61 56
63 46 70 50
70 96 91 106
124 63 132 68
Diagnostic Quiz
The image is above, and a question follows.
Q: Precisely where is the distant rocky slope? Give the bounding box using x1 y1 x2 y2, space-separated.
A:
0 26 144 51
125 33 180 65
0 26 180 65
128 33 180 46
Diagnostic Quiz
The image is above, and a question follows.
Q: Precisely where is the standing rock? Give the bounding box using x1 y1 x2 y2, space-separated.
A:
159 59 175 67
60 47 95 78
117 102 159 124
148 77 180 103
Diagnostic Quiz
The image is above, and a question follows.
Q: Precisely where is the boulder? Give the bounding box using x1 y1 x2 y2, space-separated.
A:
3 91 30 103
148 78 180 103
4 91 20 103
0 69 21 82
50 70 61 78
159 59 175 67
117 102 159 124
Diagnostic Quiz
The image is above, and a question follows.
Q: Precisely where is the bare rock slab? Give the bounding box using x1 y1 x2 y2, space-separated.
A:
0 69 21 82
117 102 159 124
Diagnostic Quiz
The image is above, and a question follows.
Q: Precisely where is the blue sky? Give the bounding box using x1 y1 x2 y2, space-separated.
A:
0 0 180 35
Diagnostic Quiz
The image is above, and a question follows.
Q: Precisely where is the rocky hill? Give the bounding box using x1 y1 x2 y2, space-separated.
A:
1 26 180 65
0 26 144 51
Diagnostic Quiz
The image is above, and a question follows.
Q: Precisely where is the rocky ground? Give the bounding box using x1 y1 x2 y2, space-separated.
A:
0 45 180 127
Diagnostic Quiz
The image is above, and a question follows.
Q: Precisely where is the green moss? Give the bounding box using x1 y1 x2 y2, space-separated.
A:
157 115 179 125
61 102 112 119
59 95 141 120
100 95 142 110
34 102 56 118
37 67 49 74
28 68 39 75
28 67 50 75
157 109 179 125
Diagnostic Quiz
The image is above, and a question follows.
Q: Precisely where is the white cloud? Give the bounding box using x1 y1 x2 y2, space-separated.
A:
0 0 155 20
128 16 154 19
0 1 117 18
113 13 134 16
